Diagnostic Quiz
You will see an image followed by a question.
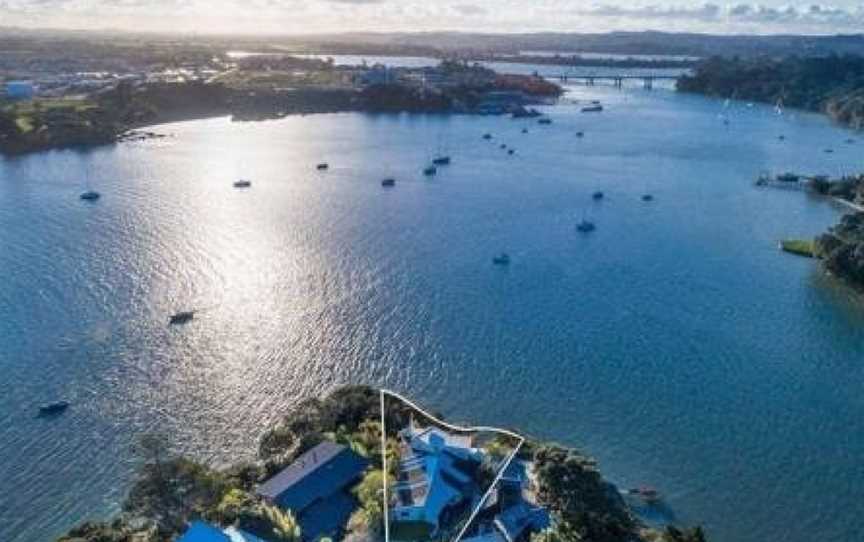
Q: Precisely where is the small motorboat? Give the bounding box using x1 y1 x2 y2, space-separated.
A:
824 148 834 153
432 156 451 166
492 253 511 265
581 105 603 113
776 172 800 183
576 131 584 138
778 135 786 141
577 220 596 233
592 191 604 200
381 178 396 187
38 401 70 416
80 191 101 201
522 128 529 134
423 165 437 176
233 180 252 188
316 163 329 170
629 487 661 502
538 118 552 125
169 311 195 325
846 138 856 144
642 194 654 202
482 133 493 140
508 149 515 155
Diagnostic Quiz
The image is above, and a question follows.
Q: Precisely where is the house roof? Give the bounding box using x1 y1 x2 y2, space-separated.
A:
177 522 230 542
257 441 368 513
494 503 551 542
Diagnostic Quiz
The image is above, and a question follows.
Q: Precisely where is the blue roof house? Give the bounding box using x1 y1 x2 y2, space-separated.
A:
256 441 369 541
392 422 482 530
177 521 267 542
177 522 229 542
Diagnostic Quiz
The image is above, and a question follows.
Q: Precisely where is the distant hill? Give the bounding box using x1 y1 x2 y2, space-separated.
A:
2 27 864 59
282 31 864 58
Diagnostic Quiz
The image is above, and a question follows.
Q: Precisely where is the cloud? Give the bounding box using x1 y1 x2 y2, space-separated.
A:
576 2 864 27
452 4 487 16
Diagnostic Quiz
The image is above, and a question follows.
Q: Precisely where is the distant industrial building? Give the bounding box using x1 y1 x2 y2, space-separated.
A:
4 81 36 100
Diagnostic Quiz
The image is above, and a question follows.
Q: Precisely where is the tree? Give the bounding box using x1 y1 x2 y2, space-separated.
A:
352 469 392 534
664 526 707 542
533 446 634 542
260 504 302 542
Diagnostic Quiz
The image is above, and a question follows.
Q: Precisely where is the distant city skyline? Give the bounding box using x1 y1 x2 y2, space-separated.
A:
1 0 863 35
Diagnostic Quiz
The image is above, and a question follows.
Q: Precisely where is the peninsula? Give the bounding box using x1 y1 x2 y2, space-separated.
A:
1 56 560 156
676 54 864 129
57 386 706 542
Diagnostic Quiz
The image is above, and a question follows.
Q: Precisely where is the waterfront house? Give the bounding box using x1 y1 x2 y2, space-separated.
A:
177 521 266 542
256 441 369 541
392 421 482 532
464 461 550 542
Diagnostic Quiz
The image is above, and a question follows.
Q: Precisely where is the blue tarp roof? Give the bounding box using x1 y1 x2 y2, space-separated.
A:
177 522 230 542
257 441 368 514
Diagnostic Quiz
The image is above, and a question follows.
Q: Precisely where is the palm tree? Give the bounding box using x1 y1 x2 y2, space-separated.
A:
261 503 302 542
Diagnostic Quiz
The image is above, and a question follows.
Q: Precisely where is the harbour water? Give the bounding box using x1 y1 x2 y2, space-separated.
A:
2 71 864 542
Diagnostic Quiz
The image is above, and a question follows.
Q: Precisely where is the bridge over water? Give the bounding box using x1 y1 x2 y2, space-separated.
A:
545 73 680 89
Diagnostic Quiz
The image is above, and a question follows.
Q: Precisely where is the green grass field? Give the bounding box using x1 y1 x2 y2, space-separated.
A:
780 239 816 258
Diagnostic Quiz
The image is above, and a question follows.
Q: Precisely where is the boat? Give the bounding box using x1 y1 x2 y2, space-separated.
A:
492 253 511 265
824 148 834 153
576 131 584 138
381 178 396 187
522 128 529 134
508 149 515 155
846 138 856 144
38 401 69 416
79 191 101 201
233 180 252 188
538 118 553 125
482 133 493 140
512 107 541 119
778 135 786 141
432 156 451 166
581 105 603 113
577 220 596 233
169 311 195 325
316 163 329 170
641 194 654 202
423 165 437 176
629 487 661 502
592 191 604 200
776 172 800 183
500 144 507 149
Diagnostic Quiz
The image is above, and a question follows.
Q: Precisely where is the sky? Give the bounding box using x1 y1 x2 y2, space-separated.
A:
1 0 863 35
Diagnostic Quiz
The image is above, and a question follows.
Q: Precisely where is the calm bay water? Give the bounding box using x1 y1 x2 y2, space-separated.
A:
2 77 864 542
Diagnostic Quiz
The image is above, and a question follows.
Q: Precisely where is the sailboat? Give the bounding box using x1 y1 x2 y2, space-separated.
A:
80 160 101 201
432 132 451 165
